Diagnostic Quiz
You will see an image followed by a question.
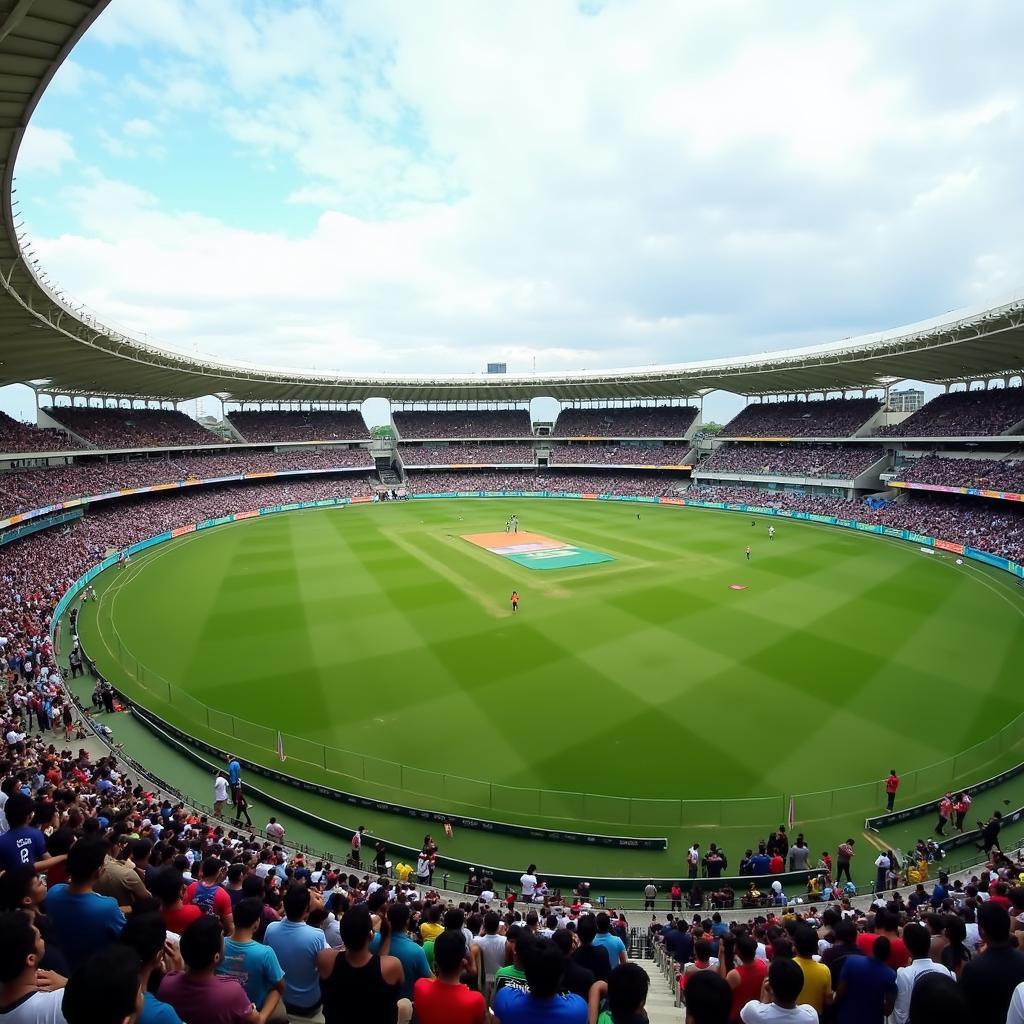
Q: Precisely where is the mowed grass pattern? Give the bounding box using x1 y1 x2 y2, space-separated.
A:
80 499 1024 821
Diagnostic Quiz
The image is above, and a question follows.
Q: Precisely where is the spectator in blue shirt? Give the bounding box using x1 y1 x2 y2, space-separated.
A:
750 844 772 875
264 884 327 1016
592 912 628 972
494 936 588 1023
835 935 897 1024
0 794 57 873
44 837 126 969
371 902 433 1000
218 897 286 1019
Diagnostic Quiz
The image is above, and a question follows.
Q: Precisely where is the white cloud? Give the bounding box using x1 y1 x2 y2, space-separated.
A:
16 0 1024 382
15 126 76 176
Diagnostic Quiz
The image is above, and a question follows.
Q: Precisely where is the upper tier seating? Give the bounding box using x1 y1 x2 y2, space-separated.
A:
393 410 532 438
398 443 534 465
550 444 693 465
697 443 882 479
0 448 373 520
720 398 882 438
881 388 1024 437
227 409 368 442
0 410 77 453
552 406 698 437
894 454 1024 492
403 470 679 496
46 407 223 448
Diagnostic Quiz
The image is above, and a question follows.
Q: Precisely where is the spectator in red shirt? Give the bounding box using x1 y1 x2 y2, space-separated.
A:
153 867 204 936
186 857 234 935
768 854 785 875
855 911 909 969
413 930 486 1024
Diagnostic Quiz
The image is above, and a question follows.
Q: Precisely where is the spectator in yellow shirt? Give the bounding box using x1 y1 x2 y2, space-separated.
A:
794 924 833 1015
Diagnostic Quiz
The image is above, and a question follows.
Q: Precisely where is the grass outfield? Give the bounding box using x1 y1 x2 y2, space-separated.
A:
78 499 1024 844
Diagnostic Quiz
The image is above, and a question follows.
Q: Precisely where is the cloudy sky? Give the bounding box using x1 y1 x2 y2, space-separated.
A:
9 0 1024 421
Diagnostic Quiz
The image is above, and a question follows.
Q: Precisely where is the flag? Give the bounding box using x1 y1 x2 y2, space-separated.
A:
276 731 286 762
787 796 795 830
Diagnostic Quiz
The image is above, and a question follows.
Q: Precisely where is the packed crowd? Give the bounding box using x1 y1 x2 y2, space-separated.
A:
551 445 694 466
720 399 882 438
0 449 374 520
0 412 76 454
402 471 682 497
226 410 369 443
44 407 224 449
687 485 1024 563
397 444 535 466
652 841 1024 1024
894 454 1024 493
883 387 1024 438
393 410 532 438
697 444 883 479
552 406 698 438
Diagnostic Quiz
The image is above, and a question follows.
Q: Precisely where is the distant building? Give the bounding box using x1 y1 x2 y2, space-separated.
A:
888 388 924 413
486 363 507 374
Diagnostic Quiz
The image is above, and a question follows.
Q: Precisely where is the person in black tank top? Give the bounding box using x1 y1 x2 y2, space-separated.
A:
318 904 411 1023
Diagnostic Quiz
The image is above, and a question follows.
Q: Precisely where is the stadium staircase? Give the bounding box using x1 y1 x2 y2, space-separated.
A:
636 957 680 1022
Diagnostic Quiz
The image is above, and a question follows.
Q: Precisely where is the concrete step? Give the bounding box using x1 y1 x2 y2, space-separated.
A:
636 957 681 1024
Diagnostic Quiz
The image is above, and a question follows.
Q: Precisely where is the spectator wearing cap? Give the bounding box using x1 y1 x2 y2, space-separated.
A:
44 837 126 969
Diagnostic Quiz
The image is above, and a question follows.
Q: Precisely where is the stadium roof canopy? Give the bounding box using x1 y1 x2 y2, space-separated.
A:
2 1 1024 406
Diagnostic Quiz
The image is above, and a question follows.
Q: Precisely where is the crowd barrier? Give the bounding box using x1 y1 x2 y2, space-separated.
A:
52 490 1024 836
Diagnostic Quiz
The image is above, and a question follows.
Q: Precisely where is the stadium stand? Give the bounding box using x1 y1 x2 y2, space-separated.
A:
0 410 77 453
550 444 693 465
720 397 882 437
403 470 681 496
45 407 223 448
0 448 374 519
688 484 1024 562
226 409 369 442
552 406 698 437
881 386 1024 436
393 409 532 438
398 443 534 465
894 454 1024 492
697 442 883 479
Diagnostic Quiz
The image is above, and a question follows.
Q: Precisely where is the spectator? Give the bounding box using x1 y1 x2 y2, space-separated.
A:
0 794 60 873
834 934 896 1024
118 912 186 1024
739 957 817 1022
493 935 588 1023
551 928 596 1003
0 910 67 1023
473 909 507 1002
264 884 327 1018
720 933 768 1022
44 838 126 969
95 832 150 909
413 929 486 1024
318 904 409 1024
153 867 204 937
960 902 1024 1024
186 858 234 935
374 902 432 1002
157 916 258 1024
62 945 144 1024
217 898 286 1023
892 922 953 1024
793 925 831 1016
573 914 612 983
682 969 732 1024
907 972 970 1024
593 912 628 972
